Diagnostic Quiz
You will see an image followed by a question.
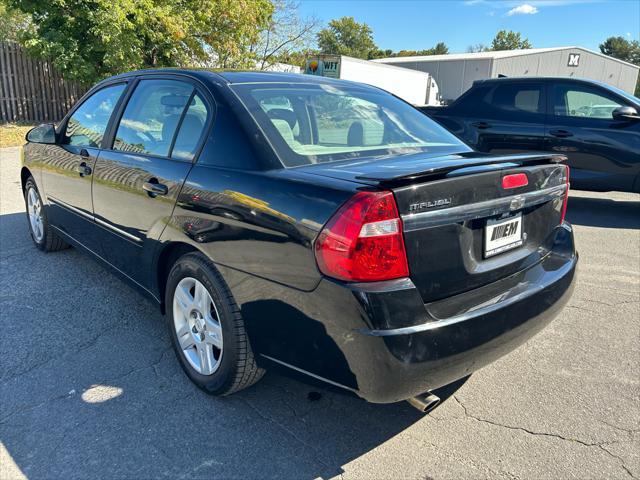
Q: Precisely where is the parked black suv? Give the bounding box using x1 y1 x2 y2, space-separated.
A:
421 77 640 193
22 70 577 410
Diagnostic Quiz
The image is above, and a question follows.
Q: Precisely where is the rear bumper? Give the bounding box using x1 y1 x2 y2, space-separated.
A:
257 222 575 404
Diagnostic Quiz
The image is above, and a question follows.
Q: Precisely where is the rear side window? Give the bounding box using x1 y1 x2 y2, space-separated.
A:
113 79 194 157
171 93 209 161
451 85 492 113
488 84 543 115
64 84 126 147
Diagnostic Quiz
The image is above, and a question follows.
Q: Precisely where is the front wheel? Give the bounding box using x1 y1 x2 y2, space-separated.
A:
24 177 68 252
165 252 264 395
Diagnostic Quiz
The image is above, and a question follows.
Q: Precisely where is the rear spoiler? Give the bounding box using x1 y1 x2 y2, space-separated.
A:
355 153 567 185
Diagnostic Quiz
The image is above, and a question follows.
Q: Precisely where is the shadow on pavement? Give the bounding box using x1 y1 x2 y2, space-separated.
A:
566 195 640 229
0 211 467 479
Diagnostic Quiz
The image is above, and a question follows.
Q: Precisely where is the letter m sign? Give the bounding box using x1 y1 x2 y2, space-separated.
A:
567 53 580 67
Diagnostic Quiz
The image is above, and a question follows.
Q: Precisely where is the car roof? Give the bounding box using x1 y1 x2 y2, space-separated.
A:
100 68 351 86
474 76 613 89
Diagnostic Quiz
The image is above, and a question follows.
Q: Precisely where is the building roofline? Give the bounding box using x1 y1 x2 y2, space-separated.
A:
373 46 640 70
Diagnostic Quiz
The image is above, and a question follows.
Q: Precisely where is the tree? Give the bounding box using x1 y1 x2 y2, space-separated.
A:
599 36 640 97
0 0 31 42
599 36 640 65
490 30 532 51
429 42 449 55
371 42 449 59
253 0 319 70
467 43 490 53
7 0 273 83
317 16 377 59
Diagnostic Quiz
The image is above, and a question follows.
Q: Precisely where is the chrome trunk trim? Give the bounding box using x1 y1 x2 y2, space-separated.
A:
401 184 567 231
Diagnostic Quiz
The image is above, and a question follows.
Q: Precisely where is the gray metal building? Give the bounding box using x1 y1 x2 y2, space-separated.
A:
374 47 639 103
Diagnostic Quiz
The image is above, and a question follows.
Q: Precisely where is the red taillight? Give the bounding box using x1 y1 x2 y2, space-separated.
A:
560 165 570 224
314 191 409 282
502 173 529 189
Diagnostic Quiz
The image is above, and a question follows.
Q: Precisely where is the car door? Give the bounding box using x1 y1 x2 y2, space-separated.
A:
40 82 128 248
442 82 546 153
92 76 212 288
472 82 547 154
545 82 640 192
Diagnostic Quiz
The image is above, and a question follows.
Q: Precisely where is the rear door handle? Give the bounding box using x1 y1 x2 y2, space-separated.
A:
471 122 491 129
76 161 92 176
549 129 574 138
143 180 168 197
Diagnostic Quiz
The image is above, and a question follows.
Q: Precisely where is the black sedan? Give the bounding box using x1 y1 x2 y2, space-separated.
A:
422 77 640 193
22 70 577 411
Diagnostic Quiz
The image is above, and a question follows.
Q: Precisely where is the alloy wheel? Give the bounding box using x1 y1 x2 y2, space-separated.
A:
27 187 44 242
172 277 223 375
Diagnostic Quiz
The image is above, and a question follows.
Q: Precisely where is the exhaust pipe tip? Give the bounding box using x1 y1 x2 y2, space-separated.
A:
407 392 441 413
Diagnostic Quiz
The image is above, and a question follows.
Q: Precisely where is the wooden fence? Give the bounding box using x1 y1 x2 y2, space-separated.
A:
0 41 88 124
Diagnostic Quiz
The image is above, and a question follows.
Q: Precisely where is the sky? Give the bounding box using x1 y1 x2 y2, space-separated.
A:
298 0 640 54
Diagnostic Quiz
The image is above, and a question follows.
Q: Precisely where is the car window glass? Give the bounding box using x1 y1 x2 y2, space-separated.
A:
258 96 301 137
312 95 385 146
171 93 209 161
113 79 194 156
236 84 463 166
554 85 623 119
487 84 543 114
64 84 126 147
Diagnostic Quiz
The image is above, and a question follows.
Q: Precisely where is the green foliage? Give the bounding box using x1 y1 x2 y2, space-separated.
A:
490 30 532 51
377 42 449 58
600 36 640 64
467 43 490 53
317 16 377 59
599 36 640 97
0 0 31 41
7 0 273 83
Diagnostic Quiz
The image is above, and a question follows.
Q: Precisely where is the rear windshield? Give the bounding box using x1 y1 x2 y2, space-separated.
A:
231 82 464 167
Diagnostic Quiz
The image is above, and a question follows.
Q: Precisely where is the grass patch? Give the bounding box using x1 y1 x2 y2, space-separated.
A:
0 123 35 148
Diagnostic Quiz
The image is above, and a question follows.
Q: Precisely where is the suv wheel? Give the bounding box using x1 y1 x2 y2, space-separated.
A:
24 177 69 252
165 252 264 395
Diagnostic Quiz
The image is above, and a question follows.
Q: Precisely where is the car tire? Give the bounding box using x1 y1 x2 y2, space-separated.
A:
165 252 265 395
24 177 69 252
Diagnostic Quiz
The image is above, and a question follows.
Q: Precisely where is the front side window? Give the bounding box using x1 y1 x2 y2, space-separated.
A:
553 85 623 119
64 84 126 147
113 79 194 156
232 83 464 166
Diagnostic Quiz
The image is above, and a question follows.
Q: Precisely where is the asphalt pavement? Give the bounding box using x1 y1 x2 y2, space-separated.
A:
1 146 638 479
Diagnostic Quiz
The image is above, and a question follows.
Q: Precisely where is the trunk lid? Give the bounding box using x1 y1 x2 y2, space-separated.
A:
301 151 568 302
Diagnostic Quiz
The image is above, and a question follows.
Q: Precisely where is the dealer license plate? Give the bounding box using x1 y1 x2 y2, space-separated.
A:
484 214 523 258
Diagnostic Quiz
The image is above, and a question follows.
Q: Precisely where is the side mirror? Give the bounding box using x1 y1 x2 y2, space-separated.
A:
26 123 57 144
612 106 639 121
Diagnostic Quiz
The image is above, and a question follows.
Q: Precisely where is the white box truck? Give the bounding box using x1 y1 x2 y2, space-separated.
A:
304 55 442 106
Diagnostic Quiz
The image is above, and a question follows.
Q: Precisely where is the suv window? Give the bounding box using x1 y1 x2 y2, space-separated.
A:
488 84 543 115
171 93 209 161
64 84 126 147
113 79 194 157
553 84 623 119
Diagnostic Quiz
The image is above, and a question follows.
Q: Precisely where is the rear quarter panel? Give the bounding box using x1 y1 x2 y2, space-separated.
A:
160 166 357 292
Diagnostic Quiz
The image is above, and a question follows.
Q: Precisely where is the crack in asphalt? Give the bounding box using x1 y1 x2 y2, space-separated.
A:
0 346 173 425
237 394 341 477
453 396 637 479
0 323 121 385
595 418 640 436
405 429 519 480
600 443 638 479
